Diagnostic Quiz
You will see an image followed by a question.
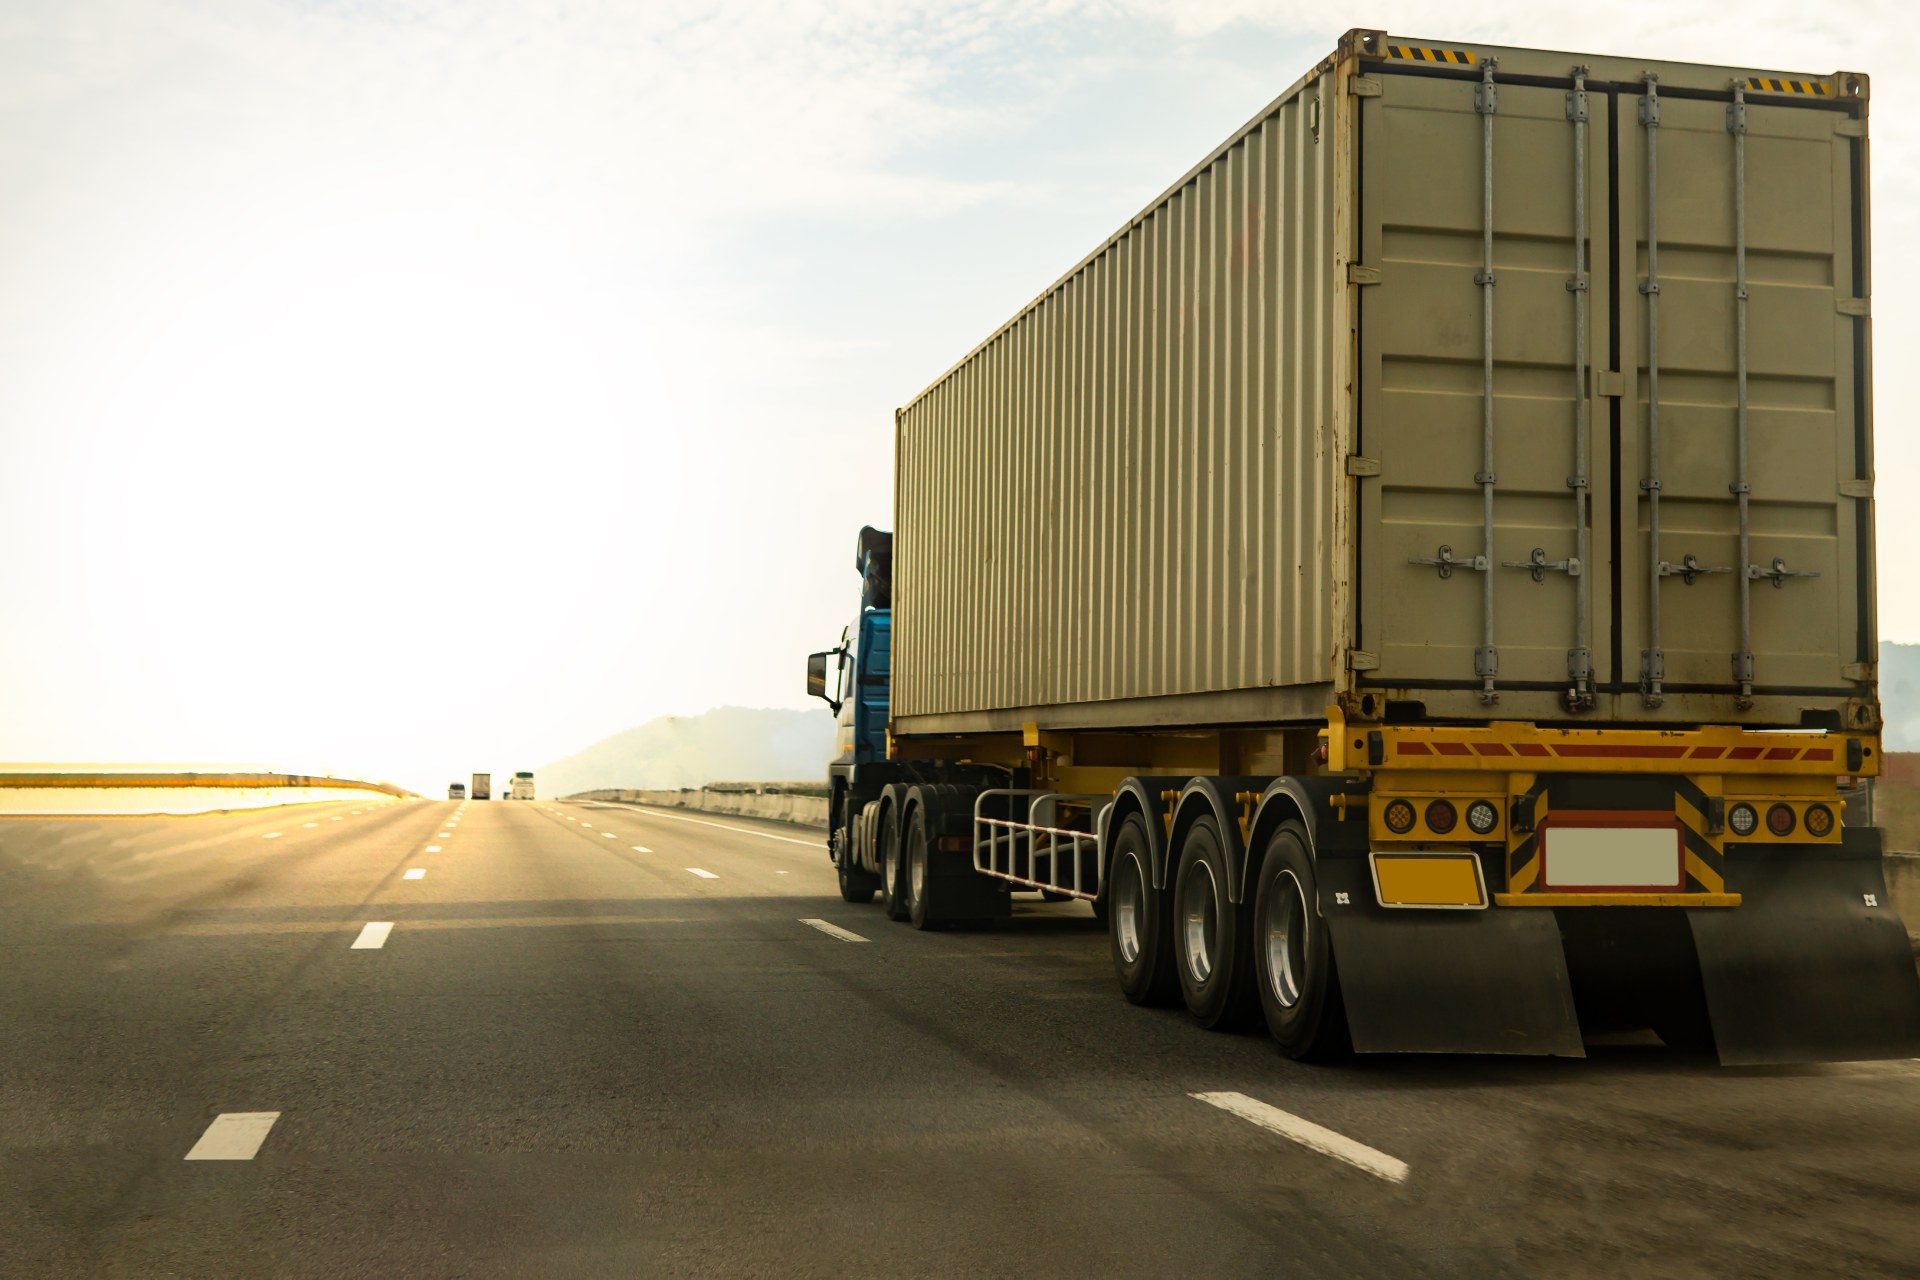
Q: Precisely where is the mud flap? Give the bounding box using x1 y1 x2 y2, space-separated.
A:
1317 857 1585 1056
1689 836 1920 1066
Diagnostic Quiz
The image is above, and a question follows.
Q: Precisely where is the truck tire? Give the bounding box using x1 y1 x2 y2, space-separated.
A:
1251 821 1350 1061
835 813 879 904
1172 817 1255 1030
838 840 879 905
880 812 910 921
1108 814 1177 1006
905 808 945 931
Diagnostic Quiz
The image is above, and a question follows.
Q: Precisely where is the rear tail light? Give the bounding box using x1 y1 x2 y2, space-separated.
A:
1383 799 1416 834
1804 803 1834 837
1766 804 1797 837
1728 803 1758 836
1424 800 1457 835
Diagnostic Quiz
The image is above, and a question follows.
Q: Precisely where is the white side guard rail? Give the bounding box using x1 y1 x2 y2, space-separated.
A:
972 789 1106 901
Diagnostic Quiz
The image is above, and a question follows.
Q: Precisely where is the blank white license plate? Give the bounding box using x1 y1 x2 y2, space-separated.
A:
1542 825 1682 889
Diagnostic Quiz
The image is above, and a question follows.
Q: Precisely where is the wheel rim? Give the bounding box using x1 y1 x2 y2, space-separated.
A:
1179 857 1218 985
910 831 926 902
1113 852 1144 964
882 834 897 895
1263 869 1308 1009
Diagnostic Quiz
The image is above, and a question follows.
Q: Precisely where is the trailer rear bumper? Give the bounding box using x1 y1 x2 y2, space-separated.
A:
1317 832 1920 1064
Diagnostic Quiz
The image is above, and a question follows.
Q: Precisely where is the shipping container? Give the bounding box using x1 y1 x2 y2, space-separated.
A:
893 30 1876 739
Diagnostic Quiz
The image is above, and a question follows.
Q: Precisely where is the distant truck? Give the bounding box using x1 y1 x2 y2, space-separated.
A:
510 772 535 801
449 783 466 801
807 31 1920 1066
471 773 491 801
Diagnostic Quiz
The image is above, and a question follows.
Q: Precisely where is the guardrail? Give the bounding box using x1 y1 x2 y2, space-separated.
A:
0 771 415 798
565 786 828 829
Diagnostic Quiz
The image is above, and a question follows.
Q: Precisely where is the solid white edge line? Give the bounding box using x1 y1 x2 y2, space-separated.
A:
685 868 719 879
403 869 425 880
184 1111 281 1161
799 918 869 943
619 807 825 847
351 922 394 949
1190 1092 1408 1185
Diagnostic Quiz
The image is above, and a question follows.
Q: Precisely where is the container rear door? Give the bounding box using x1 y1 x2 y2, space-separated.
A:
1356 62 1868 723
1356 69 1612 709
1614 85 1868 709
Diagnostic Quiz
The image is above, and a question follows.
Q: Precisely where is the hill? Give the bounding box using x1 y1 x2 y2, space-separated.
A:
537 706 835 799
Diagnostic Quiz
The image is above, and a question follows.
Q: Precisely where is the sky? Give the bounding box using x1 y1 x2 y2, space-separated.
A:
0 0 1913 793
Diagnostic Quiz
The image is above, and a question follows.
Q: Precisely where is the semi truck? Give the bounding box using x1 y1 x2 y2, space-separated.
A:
806 30 1920 1064
510 772 536 801
471 772 491 802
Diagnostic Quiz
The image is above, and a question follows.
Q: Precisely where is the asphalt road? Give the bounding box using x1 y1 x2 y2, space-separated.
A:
6 796 1920 1278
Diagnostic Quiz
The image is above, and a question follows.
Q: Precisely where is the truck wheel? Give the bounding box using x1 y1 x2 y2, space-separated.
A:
906 809 945 931
1251 821 1350 1060
880 812 910 922
1172 817 1255 1030
838 834 879 904
1108 814 1177 1006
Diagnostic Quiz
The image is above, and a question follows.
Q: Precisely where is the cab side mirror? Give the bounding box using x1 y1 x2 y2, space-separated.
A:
807 651 841 713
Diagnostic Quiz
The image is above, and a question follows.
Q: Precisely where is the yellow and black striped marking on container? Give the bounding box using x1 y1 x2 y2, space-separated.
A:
1386 44 1477 65
1746 76 1829 95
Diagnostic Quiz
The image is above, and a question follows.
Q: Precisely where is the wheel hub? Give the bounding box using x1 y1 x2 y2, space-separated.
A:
1180 859 1219 984
1263 869 1308 1009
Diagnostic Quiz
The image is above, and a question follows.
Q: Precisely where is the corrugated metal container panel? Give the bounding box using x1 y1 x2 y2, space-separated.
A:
894 67 1339 730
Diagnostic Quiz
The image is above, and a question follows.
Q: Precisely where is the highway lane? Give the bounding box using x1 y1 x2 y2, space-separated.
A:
5 797 1920 1276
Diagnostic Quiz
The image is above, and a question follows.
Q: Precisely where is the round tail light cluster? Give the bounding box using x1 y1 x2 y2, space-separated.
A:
1766 803 1797 837
1383 799 1416 834
1424 800 1457 835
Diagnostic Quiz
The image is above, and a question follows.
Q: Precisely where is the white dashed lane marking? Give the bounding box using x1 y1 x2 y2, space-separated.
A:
303 822 317 828
686 868 719 880
1190 1092 1408 1184
631 845 652 853
799 918 868 942
351 922 394 950
602 832 617 838
426 845 442 853
403 869 425 881
184 1112 281 1161
263 833 281 840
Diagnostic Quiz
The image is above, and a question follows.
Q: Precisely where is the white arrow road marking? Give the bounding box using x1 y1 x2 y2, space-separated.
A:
351 922 393 949
1190 1092 1408 1184
799 918 868 942
185 1112 281 1161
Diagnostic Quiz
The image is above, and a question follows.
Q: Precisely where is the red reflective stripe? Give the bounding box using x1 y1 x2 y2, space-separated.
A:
1765 747 1797 761
1689 746 1726 759
1397 742 1434 755
1728 747 1764 759
1434 742 1473 757
1472 743 1512 756
1803 748 1833 761
1514 743 1551 757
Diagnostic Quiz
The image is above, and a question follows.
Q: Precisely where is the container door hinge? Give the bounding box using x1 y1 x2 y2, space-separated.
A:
1836 118 1867 139
1590 368 1625 398
1839 478 1873 498
1348 263 1382 286
1345 455 1381 477
1842 661 1876 682
1347 651 1381 672
1837 296 1870 317
1350 76 1382 98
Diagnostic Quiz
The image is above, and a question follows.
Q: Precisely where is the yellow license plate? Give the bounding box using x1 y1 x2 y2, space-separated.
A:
1370 851 1488 909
